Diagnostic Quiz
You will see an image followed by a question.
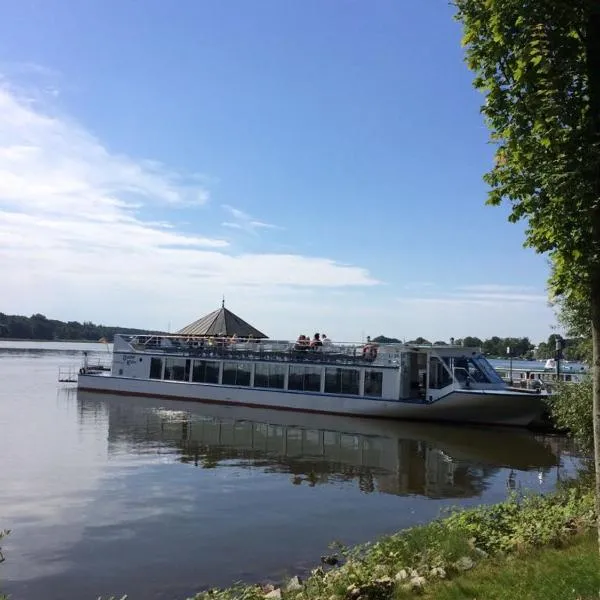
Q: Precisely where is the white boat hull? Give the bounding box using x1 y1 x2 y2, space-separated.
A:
78 374 544 427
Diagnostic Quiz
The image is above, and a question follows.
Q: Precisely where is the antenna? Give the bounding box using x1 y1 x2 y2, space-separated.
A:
222 294 225 308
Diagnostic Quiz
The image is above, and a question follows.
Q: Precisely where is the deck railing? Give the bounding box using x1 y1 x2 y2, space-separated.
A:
57 354 112 384
58 366 79 383
127 338 387 367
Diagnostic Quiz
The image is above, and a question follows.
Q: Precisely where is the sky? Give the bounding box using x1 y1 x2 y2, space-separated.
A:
0 0 558 343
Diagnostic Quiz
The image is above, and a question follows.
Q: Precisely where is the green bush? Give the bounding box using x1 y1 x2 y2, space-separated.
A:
444 487 595 554
547 378 594 453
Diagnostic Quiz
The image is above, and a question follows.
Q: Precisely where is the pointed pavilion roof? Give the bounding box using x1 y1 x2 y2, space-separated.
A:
176 300 268 338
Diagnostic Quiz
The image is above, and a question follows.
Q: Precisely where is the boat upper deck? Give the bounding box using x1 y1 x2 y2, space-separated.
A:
115 334 479 369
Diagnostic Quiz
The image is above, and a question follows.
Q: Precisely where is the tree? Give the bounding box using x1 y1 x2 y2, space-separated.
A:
406 337 431 345
0 312 164 341
463 336 484 349
482 336 502 356
455 0 600 550
551 378 594 454
556 293 593 362
30 313 54 340
372 335 402 343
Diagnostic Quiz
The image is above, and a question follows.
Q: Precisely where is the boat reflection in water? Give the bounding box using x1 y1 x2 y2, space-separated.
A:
77 391 566 500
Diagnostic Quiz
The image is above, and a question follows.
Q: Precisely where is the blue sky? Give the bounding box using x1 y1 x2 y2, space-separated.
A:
0 0 556 342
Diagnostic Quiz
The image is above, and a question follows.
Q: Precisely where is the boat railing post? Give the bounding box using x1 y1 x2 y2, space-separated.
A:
453 367 471 389
554 336 564 382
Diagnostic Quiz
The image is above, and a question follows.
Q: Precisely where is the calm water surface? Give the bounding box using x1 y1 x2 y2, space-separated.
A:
0 342 582 600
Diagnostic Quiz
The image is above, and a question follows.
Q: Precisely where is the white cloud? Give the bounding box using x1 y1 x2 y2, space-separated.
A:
0 79 379 334
0 73 558 343
449 292 548 304
398 283 548 307
386 284 554 342
402 281 435 290
0 92 211 209
456 284 540 294
221 204 282 235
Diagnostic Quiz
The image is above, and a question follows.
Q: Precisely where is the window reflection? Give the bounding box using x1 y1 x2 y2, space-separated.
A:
149 357 163 379
443 356 502 384
364 370 383 397
289 366 321 392
429 357 453 389
325 368 360 395
254 363 286 389
222 362 251 386
192 360 219 384
164 358 190 381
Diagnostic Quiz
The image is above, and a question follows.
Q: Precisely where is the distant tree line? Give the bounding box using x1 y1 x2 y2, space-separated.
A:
0 312 164 342
371 334 587 362
1 313 588 362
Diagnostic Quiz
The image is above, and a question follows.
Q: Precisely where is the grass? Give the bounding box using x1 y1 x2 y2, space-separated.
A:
410 532 600 600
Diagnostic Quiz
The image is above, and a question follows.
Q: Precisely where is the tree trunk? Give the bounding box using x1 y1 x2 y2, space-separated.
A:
591 280 600 556
587 2 600 557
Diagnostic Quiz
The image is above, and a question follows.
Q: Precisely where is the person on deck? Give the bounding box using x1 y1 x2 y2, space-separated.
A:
311 333 323 348
295 335 309 350
362 336 378 360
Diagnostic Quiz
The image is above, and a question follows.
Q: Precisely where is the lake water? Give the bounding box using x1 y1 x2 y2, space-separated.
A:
0 342 583 600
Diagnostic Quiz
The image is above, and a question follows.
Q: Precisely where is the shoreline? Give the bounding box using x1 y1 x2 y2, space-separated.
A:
183 480 596 600
3 483 594 600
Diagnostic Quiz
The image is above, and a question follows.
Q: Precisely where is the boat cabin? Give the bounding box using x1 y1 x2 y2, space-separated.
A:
110 334 507 403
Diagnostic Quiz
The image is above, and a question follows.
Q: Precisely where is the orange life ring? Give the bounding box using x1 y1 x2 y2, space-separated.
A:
362 345 378 360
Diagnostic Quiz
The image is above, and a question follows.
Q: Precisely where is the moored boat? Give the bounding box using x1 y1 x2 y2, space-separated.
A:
76 332 545 427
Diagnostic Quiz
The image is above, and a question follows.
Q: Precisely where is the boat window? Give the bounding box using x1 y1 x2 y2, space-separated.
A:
472 356 504 384
192 360 219 384
402 352 428 399
254 363 286 389
364 370 383 397
443 356 499 384
236 363 251 386
429 357 453 389
222 362 236 385
149 357 163 380
222 361 251 386
164 358 190 381
325 368 360 395
288 366 321 392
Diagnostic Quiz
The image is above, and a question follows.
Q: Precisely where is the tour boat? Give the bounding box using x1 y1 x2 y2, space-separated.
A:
76 333 545 427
